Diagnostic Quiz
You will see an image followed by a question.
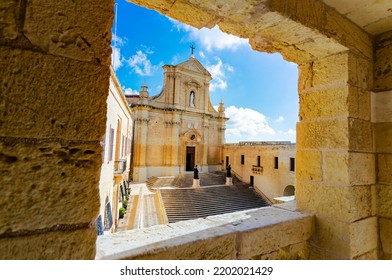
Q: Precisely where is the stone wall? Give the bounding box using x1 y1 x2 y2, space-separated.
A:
223 143 296 201
0 0 114 259
373 30 392 260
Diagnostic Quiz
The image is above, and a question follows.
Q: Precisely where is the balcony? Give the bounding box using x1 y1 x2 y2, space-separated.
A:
114 159 127 174
252 165 263 174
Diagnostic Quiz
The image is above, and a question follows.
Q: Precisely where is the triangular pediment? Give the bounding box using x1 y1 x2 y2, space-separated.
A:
177 57 211 77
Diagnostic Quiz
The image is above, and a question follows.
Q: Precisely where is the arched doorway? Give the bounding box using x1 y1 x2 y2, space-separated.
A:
283 185 295 196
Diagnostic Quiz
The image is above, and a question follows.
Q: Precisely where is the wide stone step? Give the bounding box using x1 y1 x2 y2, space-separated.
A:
160 185 268 223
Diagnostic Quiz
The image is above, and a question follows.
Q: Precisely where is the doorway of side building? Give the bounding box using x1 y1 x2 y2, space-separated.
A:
186 146 195 171
250 175 254 187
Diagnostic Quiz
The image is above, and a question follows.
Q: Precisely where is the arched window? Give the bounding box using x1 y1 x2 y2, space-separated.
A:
189 91 195 107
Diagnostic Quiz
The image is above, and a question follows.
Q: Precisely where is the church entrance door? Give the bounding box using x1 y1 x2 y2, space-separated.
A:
186 146 195 171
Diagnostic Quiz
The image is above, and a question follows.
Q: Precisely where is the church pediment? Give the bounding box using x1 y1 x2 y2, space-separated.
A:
183 63 204 74
177 57 211 77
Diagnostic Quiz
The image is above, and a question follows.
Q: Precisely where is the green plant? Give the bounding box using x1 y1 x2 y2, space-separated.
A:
122 199 128 209
119 207 126 219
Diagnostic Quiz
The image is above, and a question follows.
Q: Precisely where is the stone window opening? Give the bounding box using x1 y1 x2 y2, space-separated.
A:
290 157 295 172
274 157 279 169
6 0 386 261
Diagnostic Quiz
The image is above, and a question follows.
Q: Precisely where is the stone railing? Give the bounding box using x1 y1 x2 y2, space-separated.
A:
96 201 313 260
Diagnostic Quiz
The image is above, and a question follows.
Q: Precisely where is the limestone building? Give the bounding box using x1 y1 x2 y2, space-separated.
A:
223 142 296 202
97 68 133 235
128 56 227 182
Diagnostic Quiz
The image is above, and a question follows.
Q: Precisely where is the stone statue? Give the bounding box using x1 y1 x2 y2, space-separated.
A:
226 164 232 177
193 165 199 179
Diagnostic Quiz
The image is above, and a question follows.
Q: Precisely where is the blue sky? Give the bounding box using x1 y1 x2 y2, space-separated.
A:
111 0 299 143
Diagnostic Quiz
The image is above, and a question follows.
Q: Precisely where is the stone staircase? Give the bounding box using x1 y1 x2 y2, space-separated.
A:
174 171 243 188
160 184 269 223
145 176 158 192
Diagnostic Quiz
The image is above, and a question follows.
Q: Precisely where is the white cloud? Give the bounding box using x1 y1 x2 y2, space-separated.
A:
112 34 125 46
199 51 206 59
170 19 248 51
206 57 233 92
122 86 139 96
125 50 158 76
223 106 296 143
171 54 181 65
276 116 284 123
111 47 123 71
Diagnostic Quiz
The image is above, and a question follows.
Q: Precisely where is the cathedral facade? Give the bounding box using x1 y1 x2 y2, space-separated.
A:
128 56 227 182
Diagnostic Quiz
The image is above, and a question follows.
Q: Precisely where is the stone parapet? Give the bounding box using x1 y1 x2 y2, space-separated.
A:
96 202 313 260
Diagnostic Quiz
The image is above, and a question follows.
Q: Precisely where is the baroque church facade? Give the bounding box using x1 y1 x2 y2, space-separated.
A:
127 56 227 182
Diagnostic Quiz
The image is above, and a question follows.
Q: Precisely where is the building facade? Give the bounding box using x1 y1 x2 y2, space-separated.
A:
128 56 227 182
223 142 296 202
97 67 133 235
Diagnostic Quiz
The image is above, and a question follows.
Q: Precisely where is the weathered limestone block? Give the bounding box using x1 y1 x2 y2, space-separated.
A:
296 119 348 149
0 227 96 259
324 6 372 59
129 0 175 14
298 62 313 92
232 209 313 259
296 182 373 223
23 0 113 64
348 153 376 186
371 91 392 123
374 123 392 153
0 47 108 141
312 216 377 259
130 233 237 260
350 88 371 121
268 0 372 59
348 118 373 152
166 0 218 29
268 0 325 31
376 184 392 218
300 86 370 122
324 152 375 186
0 0 19 40
353 249 378 260
374 30 392 92
0 140 101 234
252 242 310 260
347 51 373 90
307 53 349 88
378 154 392 184
379 218 392 257
349 217 378 258
296 150 322 181
299 52 372 92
